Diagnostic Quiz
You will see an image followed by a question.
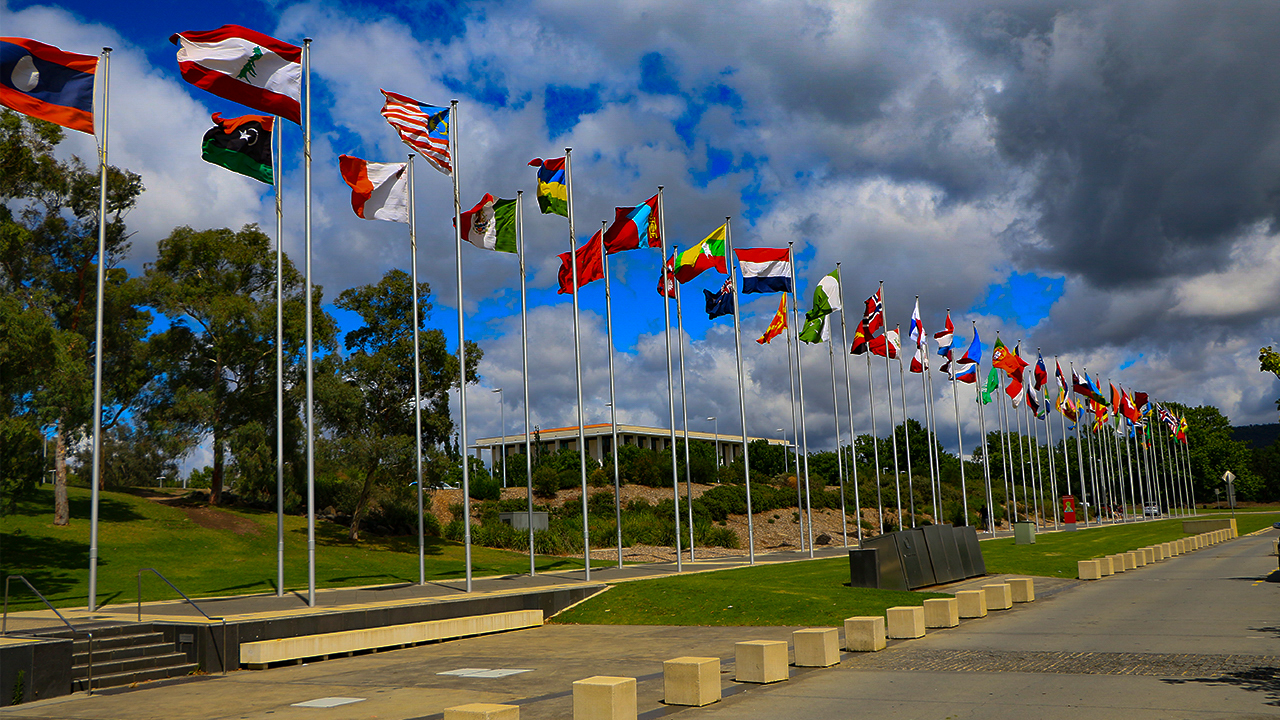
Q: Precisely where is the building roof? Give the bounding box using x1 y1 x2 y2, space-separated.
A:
472 422 786 447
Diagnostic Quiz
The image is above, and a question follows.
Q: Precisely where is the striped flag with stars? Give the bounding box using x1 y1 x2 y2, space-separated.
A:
380 89 451 175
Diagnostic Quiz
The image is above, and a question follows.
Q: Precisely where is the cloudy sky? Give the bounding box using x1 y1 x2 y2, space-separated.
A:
9 0 1280 468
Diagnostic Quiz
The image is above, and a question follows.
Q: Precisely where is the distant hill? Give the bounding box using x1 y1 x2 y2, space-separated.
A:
1232 423 1280 449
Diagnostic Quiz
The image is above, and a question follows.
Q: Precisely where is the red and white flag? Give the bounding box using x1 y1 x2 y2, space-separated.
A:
338 155 408 223
171 25 301 124
380 89 452 175
909 345 928 373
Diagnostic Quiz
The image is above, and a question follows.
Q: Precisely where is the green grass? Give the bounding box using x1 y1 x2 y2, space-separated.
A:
981 512 1280 578
1 485 583 610
552 558 949 627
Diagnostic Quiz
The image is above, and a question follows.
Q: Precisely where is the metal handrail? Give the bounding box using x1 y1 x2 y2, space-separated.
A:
3 575 93 695
137 568 227 674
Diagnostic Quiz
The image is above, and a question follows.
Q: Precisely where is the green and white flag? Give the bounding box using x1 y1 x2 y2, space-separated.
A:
798 268 841 344
459 193 518 253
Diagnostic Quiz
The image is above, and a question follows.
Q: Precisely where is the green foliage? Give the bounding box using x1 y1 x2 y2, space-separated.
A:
0 417 42 514
11 669 23 706
469 474 501 501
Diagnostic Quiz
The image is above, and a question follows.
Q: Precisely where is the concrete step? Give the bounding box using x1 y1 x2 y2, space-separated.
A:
72 662 199 691
73 652 191 679
73 642 174 666
73 632 165 653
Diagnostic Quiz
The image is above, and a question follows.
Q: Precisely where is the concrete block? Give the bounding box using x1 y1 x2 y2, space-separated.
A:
1183 518 1234 534
1161 542 1173 558
1098 556 1114 576
663 657 720 707
1153 545 1165 561
792 628 840 668
983 583 1013 610
1109 554 1126 572
955 590 987 618
1078 560 1102 580
1142 548 1156 564
734 641 789 684
923 598 959 628
1132 550 1146 567
1124 552 1138 570
445 704 519 720
1008 578 1035 603
886 606 926 639
843 616 886 652
574 676 636 720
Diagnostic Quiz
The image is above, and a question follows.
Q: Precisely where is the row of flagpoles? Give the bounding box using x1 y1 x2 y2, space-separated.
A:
4 27 1195 612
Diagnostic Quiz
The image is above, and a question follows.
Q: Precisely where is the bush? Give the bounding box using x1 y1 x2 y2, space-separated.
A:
533 466 560 498
469 475 501 501
702 526 739 548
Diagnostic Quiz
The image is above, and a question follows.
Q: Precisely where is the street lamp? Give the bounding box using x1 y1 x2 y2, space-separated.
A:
776 428 788 476
492 388 506 488
156 475 166 489
706 417 719 469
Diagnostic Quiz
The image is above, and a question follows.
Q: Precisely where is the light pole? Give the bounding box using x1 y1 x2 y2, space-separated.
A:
707 417 719 471
492 388 506 488
776 428 787 476
156 475 166 489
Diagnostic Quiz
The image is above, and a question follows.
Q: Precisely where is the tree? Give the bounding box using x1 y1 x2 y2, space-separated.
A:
1261 346 1280 418
144 225 333 505
317 270 481 539
0 111 146 522
1167 403 1258 503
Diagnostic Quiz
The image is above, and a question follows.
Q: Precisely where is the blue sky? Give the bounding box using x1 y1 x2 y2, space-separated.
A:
9 0 1280 471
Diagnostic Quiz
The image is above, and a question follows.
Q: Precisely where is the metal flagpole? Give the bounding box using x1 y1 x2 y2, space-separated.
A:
916 299 938 522
996 367 1015 524
562 149 590 580
274 115 285 597
303 39 317 607
785 293 806 550
88 46 112 611
827 341 848 545
835 265 861 545
517 192 535 575
673 251 695 562
866 351 884 535
1043 388 1060 528
724 219 756 562
1184 434 1196 513
656 189 683 571
1069 363 1087 526
789 244 815 555
1030 397 1047 527
601 221 624 569
1124 417 1137 523
1012 345 1031 526
949 324 969 526
975 362 995 534
450 102 474 590
880 283 903 531
408 155 426 585
895 326 914 527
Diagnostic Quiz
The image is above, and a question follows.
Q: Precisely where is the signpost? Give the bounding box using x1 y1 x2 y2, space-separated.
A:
1061 495 1077 529
1222 471 1236 518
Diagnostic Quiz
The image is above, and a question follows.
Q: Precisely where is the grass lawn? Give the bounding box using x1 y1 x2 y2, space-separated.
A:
1 485 583 611
553 559 950 627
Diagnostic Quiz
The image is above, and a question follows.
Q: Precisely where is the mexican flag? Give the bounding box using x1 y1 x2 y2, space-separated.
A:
459 194 517 253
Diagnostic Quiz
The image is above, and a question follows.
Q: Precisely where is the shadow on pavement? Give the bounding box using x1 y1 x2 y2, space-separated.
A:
1162 664 1280 707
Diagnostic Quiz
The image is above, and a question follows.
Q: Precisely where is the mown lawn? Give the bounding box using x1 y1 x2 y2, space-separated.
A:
0 485 583 610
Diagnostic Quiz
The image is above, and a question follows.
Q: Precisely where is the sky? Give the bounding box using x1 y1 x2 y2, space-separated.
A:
8 0 1280 473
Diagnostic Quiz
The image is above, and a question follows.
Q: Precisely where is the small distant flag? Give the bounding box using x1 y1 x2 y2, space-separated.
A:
757 295 787 345
934 311 954 356
956 362 978 384
734 247 793 294
991 338 1027 377
657 254 677 299
704 278 735 319
201 113 273 184
338 155 408 223
909 346 928 374
0 37 97 134
528 157 568 216
870 328 901 358
1034 353 1048 390
863 288 884 335
381 89 451 175
980 368 999 402
957 329 982 366
171 25 301 124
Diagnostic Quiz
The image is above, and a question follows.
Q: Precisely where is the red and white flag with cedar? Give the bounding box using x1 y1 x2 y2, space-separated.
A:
171 25 301 124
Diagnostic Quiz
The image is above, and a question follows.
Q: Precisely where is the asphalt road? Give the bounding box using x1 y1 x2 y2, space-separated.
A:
3 529 1276 720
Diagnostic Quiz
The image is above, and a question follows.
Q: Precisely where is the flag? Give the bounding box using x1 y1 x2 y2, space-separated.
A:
704 278 734 319
458 194 517 253
657 254 676 298
1133 391 1149 411
0 37 97 134
1034 354 1048 390
934 311 954 356
171 25 301 124
862 288 884 335
602 194 660 253
1073 371 1107 405
1119 389 1140 423
380 89 451 175
957 329 982 365
990 338 1027 377
757 295 787 345
734 247 792 294
557 231 604 294
1027 387 1044 417
909 346 928 373
956 362 978 384
1057 390 1078 422
909 299 924 348
869 329 901 358
673 224 728 282
1055 361 1069 394
1178 414 1188 442
1110 383 1122 410
201 113 273 184
850 319 872 355
528 157 568 216
980 368 999 402
338 155 408 223
1006 367 1025 403
798 269 841 344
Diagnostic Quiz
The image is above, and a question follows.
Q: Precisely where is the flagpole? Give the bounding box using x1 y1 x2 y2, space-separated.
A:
880 283 903 532
895 326 914 527
408 154 426 585
974 358 995 534
916 298 938 523
1069 363 1088 526
785 292 806 550
517 192 535 575
87 46 112 612
866 350 884 535
302 38 317 607
562 149 590 580
827 340 848 545
274 114 285 597
1041 367 1060 529
835 265 861 545
601 221 624 569
949 324 968 526
673 251 695 562
724 219 756 562
995 359 1014 525
789 243 815 555
1013 343 1031 526
1123 414 1137 524
656 189 683 572
1030 396 1047 527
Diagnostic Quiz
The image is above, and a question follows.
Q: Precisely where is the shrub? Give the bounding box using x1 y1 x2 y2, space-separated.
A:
469 475 501 501
533 466 560 499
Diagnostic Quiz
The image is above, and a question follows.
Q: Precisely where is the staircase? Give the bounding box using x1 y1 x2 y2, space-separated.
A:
56 624 198 691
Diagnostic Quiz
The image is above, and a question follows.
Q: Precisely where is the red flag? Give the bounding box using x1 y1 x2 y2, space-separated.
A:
1005 370 1024 402
656 254 676 298
603 194 660 254
909 346 927 373
557 232 605 294
757 295 787 345
862 288 884 335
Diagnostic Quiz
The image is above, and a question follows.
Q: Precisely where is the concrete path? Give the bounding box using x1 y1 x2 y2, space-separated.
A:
3 530 1275 719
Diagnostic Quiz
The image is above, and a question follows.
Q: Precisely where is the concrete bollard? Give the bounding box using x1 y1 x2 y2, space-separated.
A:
792 628 840 668
844 616 886 652
983 583 1013 610
734 641 789 684
955 590 987 618
1123 552 1138 570
1153 545 1165 561
1008 578 1035 603
1132 550 1147 567
923 598 960 628
1112 554 1129 572
1078 559 1102 580
1142 548 1156 564
1098 556 1114 576
663 657 720 707
886 606 926 639
445 704 520 720
574 677 636 720
1161 542 1173 558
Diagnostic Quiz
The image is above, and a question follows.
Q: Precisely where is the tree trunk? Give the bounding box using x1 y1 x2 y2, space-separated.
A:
211 434 224 505
54 418 69 526
348 465 379 541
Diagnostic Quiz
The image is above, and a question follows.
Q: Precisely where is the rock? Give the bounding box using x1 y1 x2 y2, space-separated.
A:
815 533 833 545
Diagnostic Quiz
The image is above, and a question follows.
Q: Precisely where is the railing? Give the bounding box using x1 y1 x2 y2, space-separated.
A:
3 575 94 694
136 569 227 675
